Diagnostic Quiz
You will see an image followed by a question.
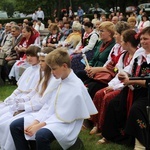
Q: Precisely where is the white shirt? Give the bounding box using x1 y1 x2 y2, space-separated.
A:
36 10 44 20
34 23 45 31
75 30 99 53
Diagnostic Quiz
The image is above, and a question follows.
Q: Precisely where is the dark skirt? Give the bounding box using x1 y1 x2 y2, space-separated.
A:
84 78 107 99
125 97 149 148
71 50 94 74
102 86 148 147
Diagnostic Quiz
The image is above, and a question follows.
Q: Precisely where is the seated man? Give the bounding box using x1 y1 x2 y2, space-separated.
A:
1 25 22 82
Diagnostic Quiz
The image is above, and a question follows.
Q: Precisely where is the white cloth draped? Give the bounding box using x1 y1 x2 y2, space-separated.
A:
24 70 97 149
0 75 61 150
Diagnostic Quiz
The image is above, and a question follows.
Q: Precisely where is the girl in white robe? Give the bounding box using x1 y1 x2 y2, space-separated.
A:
10 48 97 150
0 45 41 117
0 48 60 150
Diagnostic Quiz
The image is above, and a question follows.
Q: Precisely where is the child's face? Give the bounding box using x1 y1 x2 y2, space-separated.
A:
26 55 39 65
49 64 67 79
39 56 47 71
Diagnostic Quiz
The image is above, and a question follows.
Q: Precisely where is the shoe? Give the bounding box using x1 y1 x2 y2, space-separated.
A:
96 133 102 137
81 125 87 131
96 137 109 145
89 126 98 135
134 138 145 150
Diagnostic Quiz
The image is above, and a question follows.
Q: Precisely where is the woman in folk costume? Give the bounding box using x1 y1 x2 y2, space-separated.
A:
42 23 63 49
124 27 150 150
137 14 150 33
76 21 116 99
0 47 61 150
0 45 41 117
99 28 150 148
9 26 40 81
70 21 99 73
10 48 97 150
90 29 140 141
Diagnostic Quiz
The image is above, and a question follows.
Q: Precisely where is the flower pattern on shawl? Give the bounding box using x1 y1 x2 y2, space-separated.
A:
140 67 150 77
137 119 146 129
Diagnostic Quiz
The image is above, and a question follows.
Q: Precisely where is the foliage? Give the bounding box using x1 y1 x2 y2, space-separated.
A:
0 16 51 25
0 0 150 19
0 0 14 17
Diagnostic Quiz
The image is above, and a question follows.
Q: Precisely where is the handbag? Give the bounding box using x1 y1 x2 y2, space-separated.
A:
93 61 116 84
93 71 114 84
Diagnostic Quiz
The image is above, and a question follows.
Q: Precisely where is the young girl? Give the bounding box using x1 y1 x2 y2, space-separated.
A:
0 45 41 116
9 26 40 81
0 47 60 150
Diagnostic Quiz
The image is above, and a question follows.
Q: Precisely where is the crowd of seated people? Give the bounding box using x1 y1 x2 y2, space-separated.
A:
0 8 150 150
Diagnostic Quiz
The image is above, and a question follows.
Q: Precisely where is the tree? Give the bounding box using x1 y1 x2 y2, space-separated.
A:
0 0 14 17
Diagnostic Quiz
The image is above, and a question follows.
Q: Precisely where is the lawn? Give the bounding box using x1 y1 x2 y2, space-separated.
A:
0 84 132 150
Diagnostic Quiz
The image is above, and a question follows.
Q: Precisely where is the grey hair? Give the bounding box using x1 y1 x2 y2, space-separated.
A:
72 21 81 31
115 21 130 35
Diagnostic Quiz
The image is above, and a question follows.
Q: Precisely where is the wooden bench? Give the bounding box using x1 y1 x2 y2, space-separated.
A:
0 52 6 85
39 29 49 43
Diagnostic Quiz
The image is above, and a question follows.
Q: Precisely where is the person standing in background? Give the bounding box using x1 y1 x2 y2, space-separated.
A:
32 10 38 21
68 6 73 18
37 7 44 21
77 6 84 23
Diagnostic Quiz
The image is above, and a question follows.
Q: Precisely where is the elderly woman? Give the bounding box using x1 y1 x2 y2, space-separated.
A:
77 21 116 98
70 21 99 73
58 21 82 55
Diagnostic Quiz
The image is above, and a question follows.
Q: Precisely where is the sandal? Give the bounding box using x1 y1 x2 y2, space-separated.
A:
89 126 98 135
81 125 87 131
96 132 102 137
96 137 109 145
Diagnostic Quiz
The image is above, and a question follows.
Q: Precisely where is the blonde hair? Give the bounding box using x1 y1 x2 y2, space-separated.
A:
48 23 59 32
45 47 71 68
99 21 115 37
127 17 136 23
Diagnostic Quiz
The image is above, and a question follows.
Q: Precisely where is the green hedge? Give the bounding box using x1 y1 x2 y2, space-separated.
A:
0 14 111 26
0 17 50 26
0 17 32 25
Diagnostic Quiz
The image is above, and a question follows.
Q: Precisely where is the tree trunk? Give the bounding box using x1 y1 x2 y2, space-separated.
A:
119 0 127 15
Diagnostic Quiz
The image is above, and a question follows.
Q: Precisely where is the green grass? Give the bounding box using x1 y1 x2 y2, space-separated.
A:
0 84 132 150
0 84 17 101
